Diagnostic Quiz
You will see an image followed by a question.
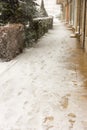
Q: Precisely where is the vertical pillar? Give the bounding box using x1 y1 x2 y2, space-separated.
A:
71 0 80 33
85 1 87 52
61 4 64 21
72 0 75 26
69 1 73 25
62 4 66 21
75 0 80 33
65 4 67 22
62 3 66 22
79 0 84 47
68 2 70 24
86 1 87 37
78 0 81 34
68 2 71 24
79 0 83 35
66 3 69 23
82 0 87 49
72 0 75 29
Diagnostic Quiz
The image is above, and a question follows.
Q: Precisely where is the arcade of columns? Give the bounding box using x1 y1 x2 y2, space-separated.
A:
57 0 87 52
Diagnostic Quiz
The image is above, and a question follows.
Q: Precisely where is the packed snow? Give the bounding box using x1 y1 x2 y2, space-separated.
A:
0 20 87 130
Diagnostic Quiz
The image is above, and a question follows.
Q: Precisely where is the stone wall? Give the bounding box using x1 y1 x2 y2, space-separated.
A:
0 24 24 61
33 16 53 40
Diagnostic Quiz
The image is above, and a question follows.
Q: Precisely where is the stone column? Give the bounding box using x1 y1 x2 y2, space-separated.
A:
73 0 79 33
69 1 73 25
68 2 71 24
78 0 81 34
85 1 87 52
65 5 67 23
72 0 76 29
71 0 74 26
82 0 87 49
62 4 66 21
71 0 80 33
65 3 69 23
79 0 84 47
85 1 87 37
60 4 64 21
70 0 81 37
71 2 73 25
68 1 72 25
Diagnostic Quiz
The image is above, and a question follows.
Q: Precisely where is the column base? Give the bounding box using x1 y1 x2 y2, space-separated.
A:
70 32 81 38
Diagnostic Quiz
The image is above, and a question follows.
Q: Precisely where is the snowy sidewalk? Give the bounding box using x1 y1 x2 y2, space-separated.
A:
0 20 87 130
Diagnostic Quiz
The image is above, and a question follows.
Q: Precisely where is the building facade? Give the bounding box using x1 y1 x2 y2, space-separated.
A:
57 0 87 52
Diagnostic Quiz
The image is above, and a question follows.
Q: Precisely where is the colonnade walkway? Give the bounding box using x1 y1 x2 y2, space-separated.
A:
0 20 87 130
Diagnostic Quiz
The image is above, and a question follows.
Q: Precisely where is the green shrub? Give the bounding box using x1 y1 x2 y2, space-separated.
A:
0 0 38 25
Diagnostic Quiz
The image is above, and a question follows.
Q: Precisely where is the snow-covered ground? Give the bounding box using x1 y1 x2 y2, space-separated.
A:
0 20 87 130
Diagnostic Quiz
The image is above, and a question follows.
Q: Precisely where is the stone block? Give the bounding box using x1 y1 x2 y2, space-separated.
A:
0 24 24 61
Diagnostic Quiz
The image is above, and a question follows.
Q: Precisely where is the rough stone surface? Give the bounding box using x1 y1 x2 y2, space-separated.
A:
0 24 24 61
